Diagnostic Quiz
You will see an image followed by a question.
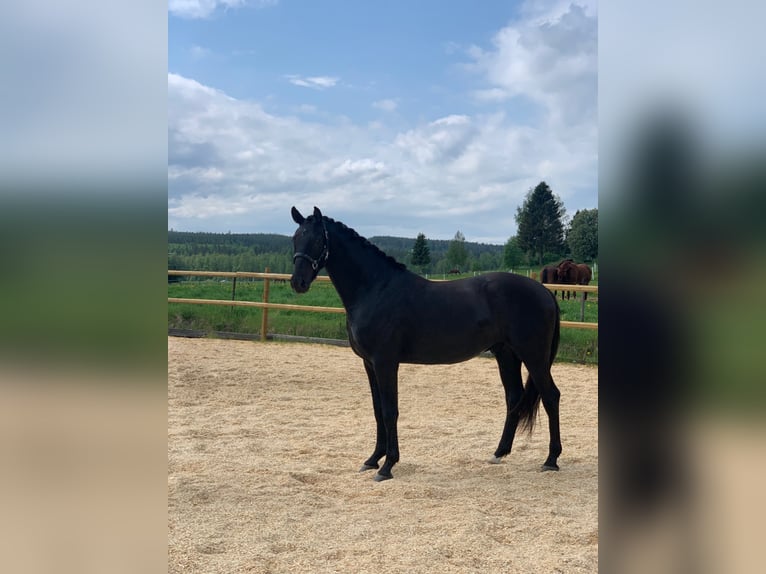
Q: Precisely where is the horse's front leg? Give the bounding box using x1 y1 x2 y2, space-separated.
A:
370 360 400 482
360 359 386 473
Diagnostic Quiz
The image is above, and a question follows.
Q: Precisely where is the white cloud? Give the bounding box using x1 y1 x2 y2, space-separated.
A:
331 158 389 181
168 72 395 229
167 0 596 241
169 193 251 219
395 115 478 165
169 0 277 20
519 0 597 23
471 88 508 103
467 2 596 129
189 45 210 59
168 44 596 242
372 99 398 112
303 158 391 186
285 75 339 90
296 104 318 115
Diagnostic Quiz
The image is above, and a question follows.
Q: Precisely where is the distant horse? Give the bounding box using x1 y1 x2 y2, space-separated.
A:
576 263 592 284
574 263 593 301
540 265 559 284
540 265 561 298
290 207 562 481
447 268 461 275
557 260 592 300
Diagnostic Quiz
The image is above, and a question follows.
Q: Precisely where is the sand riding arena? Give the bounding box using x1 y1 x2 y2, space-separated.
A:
168 337 598 573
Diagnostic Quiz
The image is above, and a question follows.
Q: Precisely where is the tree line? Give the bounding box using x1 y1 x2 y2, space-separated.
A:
511 181 597 266
412 181 597 272
168 181 597 275
168 230 507 275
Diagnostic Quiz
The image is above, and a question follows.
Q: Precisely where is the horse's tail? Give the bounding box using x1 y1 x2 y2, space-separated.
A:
550 296 561 367
517 296 560 434
516 376 541 434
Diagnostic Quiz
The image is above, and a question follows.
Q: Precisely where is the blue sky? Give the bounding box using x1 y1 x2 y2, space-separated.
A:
168 1 597 243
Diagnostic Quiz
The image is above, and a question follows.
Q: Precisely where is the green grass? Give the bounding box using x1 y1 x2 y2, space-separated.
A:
557 325 598 364
168 279 347 338
168 276 598 364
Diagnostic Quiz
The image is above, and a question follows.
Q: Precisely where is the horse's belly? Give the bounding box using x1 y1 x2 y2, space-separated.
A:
398 325 495 364
400 347 486 365
347 296 498 364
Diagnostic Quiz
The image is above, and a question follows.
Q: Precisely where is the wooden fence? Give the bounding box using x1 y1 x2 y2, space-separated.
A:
168 270 598 341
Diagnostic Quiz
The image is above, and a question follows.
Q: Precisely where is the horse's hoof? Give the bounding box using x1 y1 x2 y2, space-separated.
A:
373 472 393 482
358 464 378 473
541 464 560 472
488 456 504 465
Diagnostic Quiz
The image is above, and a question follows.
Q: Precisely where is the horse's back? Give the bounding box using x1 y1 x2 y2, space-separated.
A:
479 272 557 313
435 272 557 340
348 271 557 365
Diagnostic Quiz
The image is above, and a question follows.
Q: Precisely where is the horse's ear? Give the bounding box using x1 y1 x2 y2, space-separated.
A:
313 206 323 220
291 206 305 224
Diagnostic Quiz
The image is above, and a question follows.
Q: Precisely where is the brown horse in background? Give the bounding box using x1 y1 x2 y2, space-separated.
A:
540 265 561 298
540 265 559 284
557 260 592 300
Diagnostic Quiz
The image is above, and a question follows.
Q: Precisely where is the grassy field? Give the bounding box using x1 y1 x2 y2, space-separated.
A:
168 274 598 364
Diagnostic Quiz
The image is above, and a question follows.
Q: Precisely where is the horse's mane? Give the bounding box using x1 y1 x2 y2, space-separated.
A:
310 215 407 271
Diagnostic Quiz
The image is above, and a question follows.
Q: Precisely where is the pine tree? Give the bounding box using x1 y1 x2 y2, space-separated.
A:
411 233 431 272
515 181 566 265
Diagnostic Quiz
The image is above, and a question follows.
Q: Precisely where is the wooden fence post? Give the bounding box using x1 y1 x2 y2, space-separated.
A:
261 268 270 342
580 291 586 321
231 275 237 300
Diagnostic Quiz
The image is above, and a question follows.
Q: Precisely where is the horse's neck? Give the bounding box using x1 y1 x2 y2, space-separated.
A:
324 226 399 310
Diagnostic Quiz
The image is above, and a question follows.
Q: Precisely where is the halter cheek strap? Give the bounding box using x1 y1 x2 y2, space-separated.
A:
292 220 330 271
293 249 327 271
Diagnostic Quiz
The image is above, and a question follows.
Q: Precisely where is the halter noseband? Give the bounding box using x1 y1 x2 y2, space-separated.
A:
293 219 330 271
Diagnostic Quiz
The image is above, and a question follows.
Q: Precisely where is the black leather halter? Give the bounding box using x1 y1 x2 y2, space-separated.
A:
293 219 329 271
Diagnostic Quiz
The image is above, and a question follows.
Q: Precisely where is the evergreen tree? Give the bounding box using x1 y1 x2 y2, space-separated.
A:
445 231 468 271
411 233 431 272
566 208 598 262
515 181 566 264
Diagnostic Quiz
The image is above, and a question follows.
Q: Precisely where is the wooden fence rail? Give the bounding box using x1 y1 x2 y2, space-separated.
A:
168 270 598 338
167 297 346 314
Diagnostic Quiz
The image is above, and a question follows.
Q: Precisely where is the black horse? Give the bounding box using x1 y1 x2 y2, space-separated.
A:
290 207 562 481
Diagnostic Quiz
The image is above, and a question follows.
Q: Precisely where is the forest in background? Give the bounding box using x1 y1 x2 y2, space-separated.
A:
168 230 509 275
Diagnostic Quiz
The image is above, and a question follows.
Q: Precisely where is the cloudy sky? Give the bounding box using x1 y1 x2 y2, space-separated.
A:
168 0 597 244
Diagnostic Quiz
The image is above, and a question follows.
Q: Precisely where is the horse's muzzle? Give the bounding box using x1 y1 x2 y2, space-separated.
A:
290 274 310 293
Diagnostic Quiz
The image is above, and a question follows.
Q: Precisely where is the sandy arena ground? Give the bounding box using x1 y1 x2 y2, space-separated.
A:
168 337 598 573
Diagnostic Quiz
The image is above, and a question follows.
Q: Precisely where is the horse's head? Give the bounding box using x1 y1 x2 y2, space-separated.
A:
557 260 577 283
290 206 329 293
547 267 559 282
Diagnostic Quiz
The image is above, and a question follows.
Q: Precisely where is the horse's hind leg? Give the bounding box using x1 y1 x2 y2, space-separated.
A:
528 364 562 471
490 345 524 463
